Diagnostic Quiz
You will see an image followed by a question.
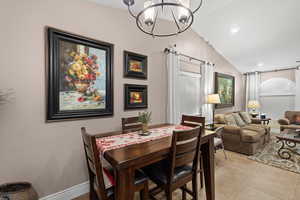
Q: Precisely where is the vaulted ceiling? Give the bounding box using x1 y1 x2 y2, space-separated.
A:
88 0 300 73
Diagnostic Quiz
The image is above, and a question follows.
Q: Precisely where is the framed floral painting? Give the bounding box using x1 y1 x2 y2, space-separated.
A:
124 51 147 79
124 84 148 110
47 27 113 121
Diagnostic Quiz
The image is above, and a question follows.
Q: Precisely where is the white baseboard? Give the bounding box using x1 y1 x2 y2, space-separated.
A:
40 181 89 200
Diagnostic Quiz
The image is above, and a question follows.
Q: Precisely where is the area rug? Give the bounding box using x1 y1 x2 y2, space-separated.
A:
248 133 300 174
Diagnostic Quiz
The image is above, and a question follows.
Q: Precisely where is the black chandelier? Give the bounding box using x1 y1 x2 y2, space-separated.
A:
123 0 203 37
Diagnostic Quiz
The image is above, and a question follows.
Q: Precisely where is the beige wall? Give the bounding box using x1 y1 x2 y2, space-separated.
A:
261 70 295 82
0 0 244 197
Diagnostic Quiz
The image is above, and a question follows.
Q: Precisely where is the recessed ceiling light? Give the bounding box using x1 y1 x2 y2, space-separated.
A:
230 25 240 35
257 62 264 67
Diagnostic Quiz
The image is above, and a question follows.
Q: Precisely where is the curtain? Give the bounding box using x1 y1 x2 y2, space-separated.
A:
201 62 214 124
245 72 261 111
295 68 300 110
166 48 181 124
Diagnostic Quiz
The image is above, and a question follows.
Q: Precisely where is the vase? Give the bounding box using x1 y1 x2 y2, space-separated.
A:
142 123 149 133
73 81 90 93
0 182 38 200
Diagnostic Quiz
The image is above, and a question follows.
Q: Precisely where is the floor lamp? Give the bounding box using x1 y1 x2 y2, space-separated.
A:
207 94 221 128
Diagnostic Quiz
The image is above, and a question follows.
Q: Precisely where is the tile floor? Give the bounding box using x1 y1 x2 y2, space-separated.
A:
74 150 300 200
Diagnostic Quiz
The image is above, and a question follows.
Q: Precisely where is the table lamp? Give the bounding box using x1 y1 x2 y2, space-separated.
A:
207 94 221 126
247 100 260 118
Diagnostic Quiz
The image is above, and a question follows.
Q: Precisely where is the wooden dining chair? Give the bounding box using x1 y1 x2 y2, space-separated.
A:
180 115 205 188
143 126 203 200
81 127 149 200
121 116 143 133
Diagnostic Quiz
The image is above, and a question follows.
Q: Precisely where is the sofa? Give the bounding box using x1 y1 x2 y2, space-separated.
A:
278 111 300 133
214 111 271 155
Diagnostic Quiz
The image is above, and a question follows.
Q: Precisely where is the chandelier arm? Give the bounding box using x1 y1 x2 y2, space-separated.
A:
127 5 137 18
150 10 159 36
192 0 203 14
171 8 182 33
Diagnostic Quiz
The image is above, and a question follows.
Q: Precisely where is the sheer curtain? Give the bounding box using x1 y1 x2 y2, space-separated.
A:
166 48 180 124
295 68 300 110
245 72 261 111
166 49 202 124
201 62 214 124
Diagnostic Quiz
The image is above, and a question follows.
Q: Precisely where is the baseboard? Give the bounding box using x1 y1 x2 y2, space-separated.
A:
40 181 89 200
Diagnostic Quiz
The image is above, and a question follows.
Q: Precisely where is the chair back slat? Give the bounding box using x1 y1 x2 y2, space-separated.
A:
122 117 142 133
176 129 200 141
181 115 203 128
175 151 196 167
81 127 108 200
175 139 198 155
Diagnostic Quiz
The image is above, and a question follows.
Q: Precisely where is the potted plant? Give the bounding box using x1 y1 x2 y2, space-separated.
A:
138 111 152 133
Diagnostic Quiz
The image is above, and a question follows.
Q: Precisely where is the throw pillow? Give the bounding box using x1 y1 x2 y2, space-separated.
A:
240 112 252 124
294 115 300 125
215 114 226 124
224 114 237 126
232 113 246 127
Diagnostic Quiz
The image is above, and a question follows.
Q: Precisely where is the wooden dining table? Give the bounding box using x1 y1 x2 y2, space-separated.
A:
96 123 216 200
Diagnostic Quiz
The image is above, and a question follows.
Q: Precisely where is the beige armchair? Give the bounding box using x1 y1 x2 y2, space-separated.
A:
278 111 300 132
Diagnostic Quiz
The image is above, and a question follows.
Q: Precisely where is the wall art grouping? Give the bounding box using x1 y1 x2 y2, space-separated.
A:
47 27 113 121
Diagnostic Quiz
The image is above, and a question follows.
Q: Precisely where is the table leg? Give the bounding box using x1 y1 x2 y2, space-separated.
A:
115 167 135 200
201 138 215 200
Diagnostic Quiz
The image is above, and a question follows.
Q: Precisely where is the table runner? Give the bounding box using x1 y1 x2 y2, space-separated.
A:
96 125 192 154
96 125 193 189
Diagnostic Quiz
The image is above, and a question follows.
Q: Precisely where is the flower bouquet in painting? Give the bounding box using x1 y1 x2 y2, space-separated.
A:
59 43 107 111
64 52 102 102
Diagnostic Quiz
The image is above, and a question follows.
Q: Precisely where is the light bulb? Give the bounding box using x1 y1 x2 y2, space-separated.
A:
144 0 155 26
178 0 190 24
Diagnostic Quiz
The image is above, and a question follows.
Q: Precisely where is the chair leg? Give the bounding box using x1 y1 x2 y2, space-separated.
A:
223 148 228 160
192 174 199 200
181 184 187 200
140 182 149 200
165 189 173 200
199 157 204 189
89 186 98 200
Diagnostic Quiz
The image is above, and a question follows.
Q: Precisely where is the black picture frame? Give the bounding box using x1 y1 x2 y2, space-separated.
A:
214 72 235 109
124 51 147 79
46 27 114 121
124 84 148 110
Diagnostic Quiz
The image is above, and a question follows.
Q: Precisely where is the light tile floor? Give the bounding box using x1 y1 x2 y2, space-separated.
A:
74 150 300 200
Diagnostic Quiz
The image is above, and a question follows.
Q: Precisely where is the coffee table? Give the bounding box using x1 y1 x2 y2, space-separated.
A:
276 131 300 160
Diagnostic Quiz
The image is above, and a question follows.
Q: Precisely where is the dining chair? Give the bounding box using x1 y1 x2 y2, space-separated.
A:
121 116 142 133
214 127 227 159
143 126 203 200
180 115 205 188
81 127 149 200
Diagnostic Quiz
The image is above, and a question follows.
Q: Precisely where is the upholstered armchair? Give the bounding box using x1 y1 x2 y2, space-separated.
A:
278 111 300 132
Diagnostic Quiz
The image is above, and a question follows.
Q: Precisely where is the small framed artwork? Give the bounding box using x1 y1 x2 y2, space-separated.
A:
124 51 147 79
214 72 235 109
124 84 148 110
46 27 114 121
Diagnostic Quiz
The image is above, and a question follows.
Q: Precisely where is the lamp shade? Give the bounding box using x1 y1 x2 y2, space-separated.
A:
207 94 221 104
247 100 260 109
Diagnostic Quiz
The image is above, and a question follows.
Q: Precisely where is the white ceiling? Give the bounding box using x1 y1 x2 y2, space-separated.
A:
88 0 300 73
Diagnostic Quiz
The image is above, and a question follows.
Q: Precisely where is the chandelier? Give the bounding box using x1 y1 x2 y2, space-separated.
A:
123 0 203 37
